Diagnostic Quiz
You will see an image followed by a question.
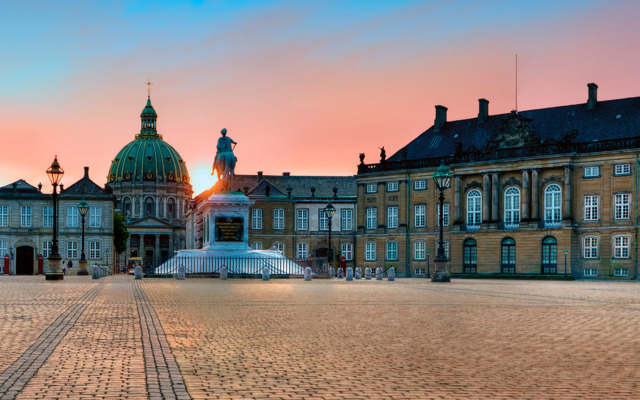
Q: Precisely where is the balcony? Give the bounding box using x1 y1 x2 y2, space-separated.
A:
500 222 520 231
541 219 562 229
462 223 481 232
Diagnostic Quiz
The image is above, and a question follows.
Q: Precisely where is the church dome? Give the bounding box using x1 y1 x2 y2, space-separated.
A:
107 98 189 184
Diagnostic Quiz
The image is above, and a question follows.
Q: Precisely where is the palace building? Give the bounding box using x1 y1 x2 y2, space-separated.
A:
107 97 192 267
355 83 640 279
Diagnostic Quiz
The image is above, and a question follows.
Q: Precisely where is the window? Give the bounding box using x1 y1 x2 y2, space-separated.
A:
297 209 308 230
273 242 284 253
89 241 101 259
67 241 78 259
414 241 426 260
414 180 426 190
273 209 284 230
501 238 516 274
467 190 481 225
584 195 599 221
463 239 477 273
122 198 132 217
0 206 7 226
583 237 598 259
614 193 630 219
614 164 631 176
437 203 450 227
443 241 449 259
251 208 263 229
0 240 6 259
42 206 53 228
341 209 353 231
583 166 600 177
42 241 52 258
296 242 308 258
365 242 376 261
341 243 353 261
66 206 78 227
90 207 102 227
544 184 562 223
251 242 263 250
21 206 31 227
541 237 557 274
366 183 377 193
144 197 155 216
583 268 598 277
415 268 425 275
366 208 377 230
386 241 398 260
387 206 398 228
614 236 630 258
319 210 329 231
167 198 176 218
614 268 629 277
414 205 426 228
387 181 398 192
504 187 520 224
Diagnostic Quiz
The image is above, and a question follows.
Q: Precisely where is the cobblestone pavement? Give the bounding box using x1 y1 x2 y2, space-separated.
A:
2 276 640 399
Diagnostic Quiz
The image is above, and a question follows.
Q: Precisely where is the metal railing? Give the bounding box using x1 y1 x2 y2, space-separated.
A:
155 255 328 276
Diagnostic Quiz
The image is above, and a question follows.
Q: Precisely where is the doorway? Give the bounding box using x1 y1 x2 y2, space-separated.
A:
16 246 34 275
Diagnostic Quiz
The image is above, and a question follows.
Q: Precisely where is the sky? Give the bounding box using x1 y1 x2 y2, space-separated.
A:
1 0 640 195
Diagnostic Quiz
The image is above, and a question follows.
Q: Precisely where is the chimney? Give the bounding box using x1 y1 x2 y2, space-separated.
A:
587 83 598 110
84 166 89 179
257 171 263 179
434 105 447 131
478 99 489 123
282 172 290 176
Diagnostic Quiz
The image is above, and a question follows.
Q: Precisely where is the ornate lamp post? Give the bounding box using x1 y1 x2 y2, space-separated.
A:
431 162 453 282
46 156 64 281
563 246 568 279
426 249 431 279
323 203 336 270
77 198 90 275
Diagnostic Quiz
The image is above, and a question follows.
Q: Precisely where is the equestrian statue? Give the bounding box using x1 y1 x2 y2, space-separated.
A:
212 128 237 192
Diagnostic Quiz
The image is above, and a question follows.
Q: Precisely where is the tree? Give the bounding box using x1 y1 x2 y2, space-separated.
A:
114 212 130 254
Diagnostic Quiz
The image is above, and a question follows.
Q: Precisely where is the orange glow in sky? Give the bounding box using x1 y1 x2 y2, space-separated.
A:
1 1 640 195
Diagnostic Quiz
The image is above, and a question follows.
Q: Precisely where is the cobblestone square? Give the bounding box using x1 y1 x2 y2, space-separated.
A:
1 276 640 399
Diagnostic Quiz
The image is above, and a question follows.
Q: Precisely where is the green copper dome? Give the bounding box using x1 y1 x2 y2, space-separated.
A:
107 98 189 184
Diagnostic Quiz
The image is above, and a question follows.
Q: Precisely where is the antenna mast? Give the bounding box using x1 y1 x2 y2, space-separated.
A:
515 54 518 113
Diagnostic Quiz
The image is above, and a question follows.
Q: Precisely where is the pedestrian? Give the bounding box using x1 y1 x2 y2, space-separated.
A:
67 260 73 275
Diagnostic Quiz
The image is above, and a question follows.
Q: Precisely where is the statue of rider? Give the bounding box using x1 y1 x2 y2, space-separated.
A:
212 128 237 190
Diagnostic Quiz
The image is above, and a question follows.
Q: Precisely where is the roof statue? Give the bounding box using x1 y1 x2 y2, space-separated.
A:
212 128 237 192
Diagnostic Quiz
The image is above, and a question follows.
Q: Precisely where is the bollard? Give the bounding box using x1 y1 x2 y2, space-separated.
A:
92 265 99 280
365 267 372 280
220 265 228 280
304 267 312 281
101 266 108 277
176 265 186 280
346 267 353 281
329 267 335 277
262 266 270 281
376 267 383 280
338 268 344 279
355 267 362 280
134 265 142 280
387 267 396 281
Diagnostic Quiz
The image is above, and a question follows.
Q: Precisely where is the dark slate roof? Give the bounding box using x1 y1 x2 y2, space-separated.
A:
388 96 640 162
63 168 108 196
0 180 39 193
194 174 356 202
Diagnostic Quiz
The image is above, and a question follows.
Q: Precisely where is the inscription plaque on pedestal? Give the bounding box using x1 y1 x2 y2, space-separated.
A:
215 217 244 242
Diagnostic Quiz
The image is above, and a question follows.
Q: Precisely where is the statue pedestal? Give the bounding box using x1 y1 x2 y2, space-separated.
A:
202 192 254 250
77 259 89 275
431 259 450 282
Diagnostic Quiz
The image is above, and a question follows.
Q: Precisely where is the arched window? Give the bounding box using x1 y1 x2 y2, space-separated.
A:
122 197 132 218
467 189 482 226
167 198 176 219
501 238 516 274
144 197 155 217
541 236 557 274
544 184 562 226
463 238 477 273
504 187 521 225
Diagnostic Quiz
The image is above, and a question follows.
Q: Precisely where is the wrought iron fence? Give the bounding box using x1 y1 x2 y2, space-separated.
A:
154 255 329 276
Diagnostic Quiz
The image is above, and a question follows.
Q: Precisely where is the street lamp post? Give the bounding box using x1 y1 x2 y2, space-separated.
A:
77 198 90 275
46 156 64 281
323 203 336 271
426 249 430 279
563 246 568 279
431 162 453 282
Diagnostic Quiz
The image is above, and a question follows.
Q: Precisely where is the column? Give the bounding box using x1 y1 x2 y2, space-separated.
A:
564 165 572 220
155 234 160 267
531 169 539 220
491 173 499 222
454 176 461 224
522 170 530 221
139 196 143 218
482 174 490 223
169 234 174 255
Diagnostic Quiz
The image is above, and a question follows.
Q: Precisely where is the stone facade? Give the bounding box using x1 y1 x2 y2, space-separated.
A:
356 83 640 279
